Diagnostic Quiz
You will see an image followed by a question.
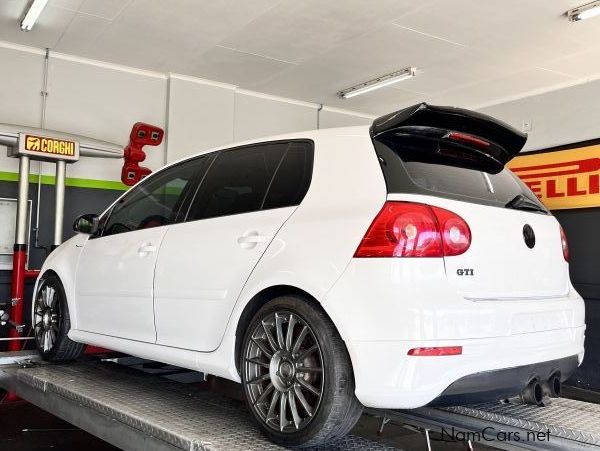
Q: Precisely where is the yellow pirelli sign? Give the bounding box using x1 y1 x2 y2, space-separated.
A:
13 132 80 162
508 143 600 210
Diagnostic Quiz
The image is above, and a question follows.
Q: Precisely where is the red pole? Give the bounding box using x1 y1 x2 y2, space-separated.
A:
8 244 27 351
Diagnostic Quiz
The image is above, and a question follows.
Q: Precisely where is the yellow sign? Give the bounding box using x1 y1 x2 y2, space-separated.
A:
508 144 600 210
13 132 79 162
24 135 76 156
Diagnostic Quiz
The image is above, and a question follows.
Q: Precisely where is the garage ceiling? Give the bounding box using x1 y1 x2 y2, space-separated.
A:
1 0 598 115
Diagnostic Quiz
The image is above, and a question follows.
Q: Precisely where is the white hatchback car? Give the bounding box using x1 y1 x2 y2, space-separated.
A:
33 103 585 447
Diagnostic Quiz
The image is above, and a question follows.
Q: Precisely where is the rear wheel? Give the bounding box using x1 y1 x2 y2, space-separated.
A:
240 296 363 447
33 273 84 362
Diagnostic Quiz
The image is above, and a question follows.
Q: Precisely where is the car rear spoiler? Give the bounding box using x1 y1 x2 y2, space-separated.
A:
370 103 527 173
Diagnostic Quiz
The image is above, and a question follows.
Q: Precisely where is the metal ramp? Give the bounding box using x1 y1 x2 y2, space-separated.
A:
1 352 600 451
0 356 395 451
369 398 600 451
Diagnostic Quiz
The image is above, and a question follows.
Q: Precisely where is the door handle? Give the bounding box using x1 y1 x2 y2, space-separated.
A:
137 243 157 256
237 231 270 249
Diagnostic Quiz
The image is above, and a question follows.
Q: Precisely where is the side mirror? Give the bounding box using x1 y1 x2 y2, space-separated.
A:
73 213 99 235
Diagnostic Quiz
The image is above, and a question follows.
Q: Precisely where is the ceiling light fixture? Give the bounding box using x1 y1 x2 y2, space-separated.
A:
337 67 417 99
568 1 600 22
20 0 49 31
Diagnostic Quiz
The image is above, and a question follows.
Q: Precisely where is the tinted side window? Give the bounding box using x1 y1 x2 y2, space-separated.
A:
187 143 287 220
102 157 207 236
263 141 313 209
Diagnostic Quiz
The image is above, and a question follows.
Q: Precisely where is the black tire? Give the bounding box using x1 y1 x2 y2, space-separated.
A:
240 295 363 448
33 273 85 362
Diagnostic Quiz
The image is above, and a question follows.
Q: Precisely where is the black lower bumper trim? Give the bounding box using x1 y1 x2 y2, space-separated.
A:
428 355 579 407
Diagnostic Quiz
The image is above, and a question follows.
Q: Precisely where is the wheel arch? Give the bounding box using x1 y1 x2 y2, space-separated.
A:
33 269 63 310
32 268 59 305
233 284 349 375
34 265 77 330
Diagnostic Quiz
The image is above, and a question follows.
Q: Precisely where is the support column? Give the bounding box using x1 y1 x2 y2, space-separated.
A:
9 156 30 350
53 160 66 248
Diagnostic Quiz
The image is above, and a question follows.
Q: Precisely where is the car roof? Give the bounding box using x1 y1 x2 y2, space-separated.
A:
167 125 371 167
100 125 373 216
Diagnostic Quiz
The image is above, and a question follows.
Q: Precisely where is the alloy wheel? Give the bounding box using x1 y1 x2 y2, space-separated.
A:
34 283 61 353
244 311 324 433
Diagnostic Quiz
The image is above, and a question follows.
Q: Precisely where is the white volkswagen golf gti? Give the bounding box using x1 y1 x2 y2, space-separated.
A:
33 103 585 447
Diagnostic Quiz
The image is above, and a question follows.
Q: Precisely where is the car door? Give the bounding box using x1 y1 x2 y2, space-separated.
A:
75 157 209 342
154 140 314 351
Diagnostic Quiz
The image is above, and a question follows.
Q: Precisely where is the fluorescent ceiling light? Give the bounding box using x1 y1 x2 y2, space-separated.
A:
337 67 417 99
21 0 49 31
568 1 600 22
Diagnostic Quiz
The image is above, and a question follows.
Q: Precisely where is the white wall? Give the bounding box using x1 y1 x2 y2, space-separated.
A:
45 55 168 180
0 45 44 174
0 45 44 129
233 91 317 142
0 40 374 181
319 107 372 129
480 79 600 152
166 75 234 163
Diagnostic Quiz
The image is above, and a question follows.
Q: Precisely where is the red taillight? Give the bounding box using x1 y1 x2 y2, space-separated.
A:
560 225 569 262
446 131 491 149
434 206 472 256
407 346 463 356
354 201 471 258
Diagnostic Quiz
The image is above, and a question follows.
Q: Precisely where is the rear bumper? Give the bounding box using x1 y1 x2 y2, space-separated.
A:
428 355 579 407
322 257 586 409
347 325 585 409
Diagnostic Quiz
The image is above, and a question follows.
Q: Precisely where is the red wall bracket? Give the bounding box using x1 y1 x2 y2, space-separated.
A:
121 122 164 186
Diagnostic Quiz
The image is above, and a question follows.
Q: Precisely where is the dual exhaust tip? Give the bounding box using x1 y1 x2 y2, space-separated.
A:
521 373 562 406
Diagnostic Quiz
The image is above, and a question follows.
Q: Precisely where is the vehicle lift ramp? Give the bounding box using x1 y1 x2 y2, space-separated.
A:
2 353 600 451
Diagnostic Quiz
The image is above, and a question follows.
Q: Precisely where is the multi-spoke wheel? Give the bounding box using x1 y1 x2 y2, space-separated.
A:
34 282 61 353
241 296 363 447
244 310 324 432
32 273 84 362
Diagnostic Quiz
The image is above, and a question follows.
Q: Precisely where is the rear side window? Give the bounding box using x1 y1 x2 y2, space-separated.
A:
187 140 313 220
263 141 313 209
375 141 546 211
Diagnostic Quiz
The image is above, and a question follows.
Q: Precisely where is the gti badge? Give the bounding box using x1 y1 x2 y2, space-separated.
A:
456 268 474 276
523 224 536 249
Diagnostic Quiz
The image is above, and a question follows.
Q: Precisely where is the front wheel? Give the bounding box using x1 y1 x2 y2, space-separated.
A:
33 273 84 362
240 296 363 447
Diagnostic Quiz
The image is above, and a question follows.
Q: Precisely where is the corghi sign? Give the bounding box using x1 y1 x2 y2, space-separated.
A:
9 133 80 162
508 143 600 210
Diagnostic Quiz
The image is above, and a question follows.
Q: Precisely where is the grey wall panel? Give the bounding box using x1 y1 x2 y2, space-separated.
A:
233 92 317 141
44 57 167 180
0 180 122 267
480 79 600 152
0 46 44 128
166 77 234 163
319 109 372 129
554 209 600 391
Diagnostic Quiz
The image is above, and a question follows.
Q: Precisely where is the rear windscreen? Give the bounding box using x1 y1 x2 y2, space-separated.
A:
375 141 547 212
